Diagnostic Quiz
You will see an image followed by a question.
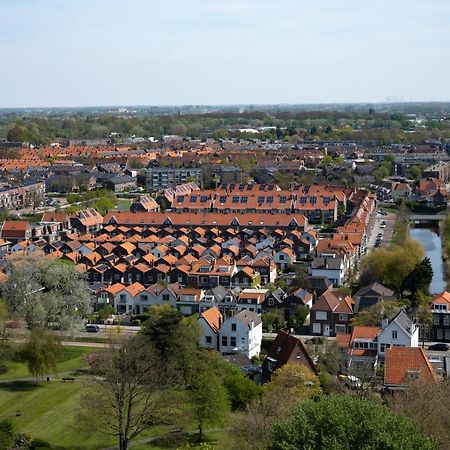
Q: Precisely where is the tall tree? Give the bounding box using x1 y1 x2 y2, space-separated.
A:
403 257 434 299
20 328 63 381
2 253 92 330
80 336 172 450
188 367 230 442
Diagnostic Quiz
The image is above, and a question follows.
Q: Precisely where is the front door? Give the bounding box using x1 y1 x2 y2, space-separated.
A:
324 325 331 336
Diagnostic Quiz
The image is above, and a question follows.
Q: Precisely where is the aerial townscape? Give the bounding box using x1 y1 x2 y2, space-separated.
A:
1 1 450 450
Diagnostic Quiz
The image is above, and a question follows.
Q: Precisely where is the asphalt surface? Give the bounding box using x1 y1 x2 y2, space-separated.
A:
366 210 396 252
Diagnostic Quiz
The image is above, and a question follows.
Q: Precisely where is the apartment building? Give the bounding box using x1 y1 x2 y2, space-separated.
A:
145 167 203 192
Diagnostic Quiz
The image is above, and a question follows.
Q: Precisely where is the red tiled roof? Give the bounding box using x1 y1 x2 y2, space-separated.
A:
384 347 437 386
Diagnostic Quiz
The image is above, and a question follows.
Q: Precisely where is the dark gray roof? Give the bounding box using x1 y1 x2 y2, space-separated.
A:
355 282 394 298
311 257 342 270
234 310 262 327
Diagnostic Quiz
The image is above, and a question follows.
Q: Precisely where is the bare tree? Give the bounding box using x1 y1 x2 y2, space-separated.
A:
79 335 174 450
388 381 450 450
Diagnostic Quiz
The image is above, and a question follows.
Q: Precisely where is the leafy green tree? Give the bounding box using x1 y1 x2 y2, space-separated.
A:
189 369 230 442
224 371 262 410
140 305 200 382
97 304 114 329
290 305 309 328
409 165 422 179
265 363 320 399
352 301 400 327
2 253 92 331
261 310 286 332
272 395 435 450
20 328 63 381
361 239 424 291
402 257 433 299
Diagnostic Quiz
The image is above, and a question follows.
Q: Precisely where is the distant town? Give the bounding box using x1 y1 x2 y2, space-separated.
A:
0 105 450 449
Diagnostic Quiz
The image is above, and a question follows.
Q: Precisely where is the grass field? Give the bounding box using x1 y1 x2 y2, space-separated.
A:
0 381 116 449
0 346 100 381
0 345 228 449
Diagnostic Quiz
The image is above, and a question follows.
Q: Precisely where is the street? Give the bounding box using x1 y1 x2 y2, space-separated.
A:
366 209 396 252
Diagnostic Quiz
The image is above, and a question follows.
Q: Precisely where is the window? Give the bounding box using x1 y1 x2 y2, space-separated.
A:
162 294 170 301
434 316 440 325
444 316 450 326
230 337 236 347
231 323 237 332
380 343 391 353
221 336 228 347
232 196 239 204
269 299 274 306
258 196 264 203
206 336 212 344
280 196 287 204
316 311 327 321
220 196 226 203
267 196 273 203
339 314 346 321
392 330 398 339
279 254 285 260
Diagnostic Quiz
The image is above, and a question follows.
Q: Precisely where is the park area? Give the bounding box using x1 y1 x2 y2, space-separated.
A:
0 345 227 449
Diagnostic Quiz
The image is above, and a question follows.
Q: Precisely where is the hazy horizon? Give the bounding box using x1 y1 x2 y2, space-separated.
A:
1 0 449 108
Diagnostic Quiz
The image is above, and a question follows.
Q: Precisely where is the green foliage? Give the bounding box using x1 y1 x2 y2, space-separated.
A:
271 395 435 450
188 369 230 442
265 363 321 400
2 254 92 331
20 328 63 381
97 304 114 323
223 372 262 411
392 204 410 245
402 257 433 300
290 305 309 327
0 419 15 449
140 305 201 383
261 310 286 332
361 239 424 291
352 302 401 327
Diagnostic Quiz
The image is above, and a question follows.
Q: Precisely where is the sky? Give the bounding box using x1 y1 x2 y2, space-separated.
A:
1 0 449 107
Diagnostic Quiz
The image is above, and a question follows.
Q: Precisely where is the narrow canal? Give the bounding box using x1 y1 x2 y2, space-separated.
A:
410 227 446 294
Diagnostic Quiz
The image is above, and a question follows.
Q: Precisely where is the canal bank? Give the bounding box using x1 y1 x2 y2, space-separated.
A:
410 226 446 294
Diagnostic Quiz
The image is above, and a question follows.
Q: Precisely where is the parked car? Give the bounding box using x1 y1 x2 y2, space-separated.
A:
380 224 386 229
428 343 449 351
84 324 100 333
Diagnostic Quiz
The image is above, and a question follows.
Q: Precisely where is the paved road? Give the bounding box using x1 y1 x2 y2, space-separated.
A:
366 210 396 252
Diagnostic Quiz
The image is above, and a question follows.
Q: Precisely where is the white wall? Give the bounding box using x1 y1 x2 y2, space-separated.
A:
198 317 218 350
219 317 262 358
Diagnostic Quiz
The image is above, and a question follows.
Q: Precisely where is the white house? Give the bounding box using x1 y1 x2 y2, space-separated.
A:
198 307 223 351
219 310 262 359
113 282 145 314
310 256 346 287
377 309 419 357
135 283 180 313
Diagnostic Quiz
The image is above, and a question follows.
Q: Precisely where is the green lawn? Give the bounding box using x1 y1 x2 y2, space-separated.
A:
0 381 114 449
0 346 100 381
116 198 132 211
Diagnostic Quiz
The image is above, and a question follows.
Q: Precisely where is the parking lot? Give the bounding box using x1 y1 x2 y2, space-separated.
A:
366 209 396 252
